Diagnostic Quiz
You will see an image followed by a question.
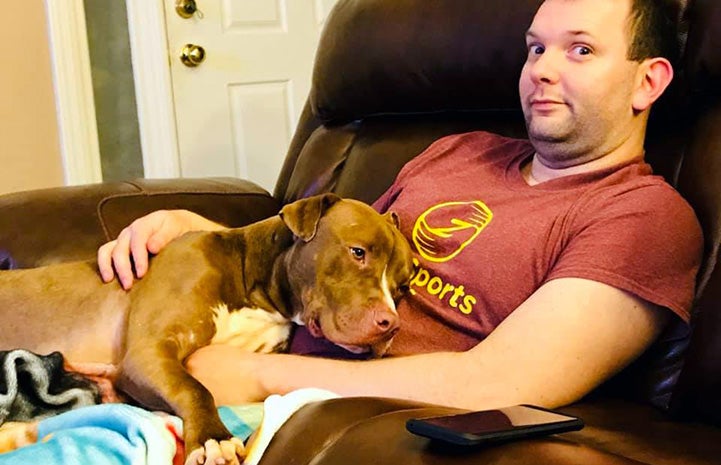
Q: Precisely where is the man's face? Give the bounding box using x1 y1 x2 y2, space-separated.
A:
519 0 643 167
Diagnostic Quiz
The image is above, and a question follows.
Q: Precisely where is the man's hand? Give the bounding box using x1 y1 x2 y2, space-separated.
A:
97 209 226 290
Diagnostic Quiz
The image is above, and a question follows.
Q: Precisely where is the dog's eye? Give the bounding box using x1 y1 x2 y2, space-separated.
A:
349 247 366 260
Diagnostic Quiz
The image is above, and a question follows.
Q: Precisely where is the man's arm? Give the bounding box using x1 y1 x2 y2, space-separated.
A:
97 209 227 290
187 277 669 409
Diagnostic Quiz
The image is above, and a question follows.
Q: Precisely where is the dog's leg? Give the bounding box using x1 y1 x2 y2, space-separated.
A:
113 233 248 464
117 343 245 465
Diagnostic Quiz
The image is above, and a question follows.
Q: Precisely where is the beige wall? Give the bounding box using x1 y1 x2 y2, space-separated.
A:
0 1 64 195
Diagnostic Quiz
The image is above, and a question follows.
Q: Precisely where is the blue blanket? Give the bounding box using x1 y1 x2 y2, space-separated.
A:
0 403 263 465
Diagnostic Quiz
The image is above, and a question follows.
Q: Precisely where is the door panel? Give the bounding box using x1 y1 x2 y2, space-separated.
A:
165 0 337 191
228 80 292 189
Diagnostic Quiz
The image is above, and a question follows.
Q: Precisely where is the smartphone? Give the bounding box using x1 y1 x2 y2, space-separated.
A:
406 404 584 447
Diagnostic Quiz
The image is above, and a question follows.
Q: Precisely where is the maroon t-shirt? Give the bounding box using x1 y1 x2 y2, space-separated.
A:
290 131 703 357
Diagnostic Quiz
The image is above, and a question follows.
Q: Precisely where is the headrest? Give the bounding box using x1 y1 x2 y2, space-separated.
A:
310 0 539 123
684 0 721 99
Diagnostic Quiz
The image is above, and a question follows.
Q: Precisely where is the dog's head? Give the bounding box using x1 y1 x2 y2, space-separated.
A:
280 193 415 357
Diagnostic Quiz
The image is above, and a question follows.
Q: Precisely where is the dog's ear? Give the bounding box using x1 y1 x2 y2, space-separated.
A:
384 211 401 230
280 193 341 242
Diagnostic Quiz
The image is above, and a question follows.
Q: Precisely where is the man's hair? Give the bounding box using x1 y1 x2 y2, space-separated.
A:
626 0 684 65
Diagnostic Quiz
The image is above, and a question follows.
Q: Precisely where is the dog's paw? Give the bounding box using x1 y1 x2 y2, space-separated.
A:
185 437 246 465
0 422 39 453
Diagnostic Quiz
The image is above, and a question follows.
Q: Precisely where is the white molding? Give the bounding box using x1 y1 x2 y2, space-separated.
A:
125 0 181 178
44 0 102 185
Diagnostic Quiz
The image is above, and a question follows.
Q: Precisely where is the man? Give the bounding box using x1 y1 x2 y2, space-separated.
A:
98 0 701 410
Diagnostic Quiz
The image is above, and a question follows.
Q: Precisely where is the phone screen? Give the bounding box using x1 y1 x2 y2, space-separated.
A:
406 404 583 446
421 405 575 434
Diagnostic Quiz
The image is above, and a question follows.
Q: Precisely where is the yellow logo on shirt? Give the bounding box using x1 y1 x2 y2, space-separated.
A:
412 201 493 262
409 258 478 314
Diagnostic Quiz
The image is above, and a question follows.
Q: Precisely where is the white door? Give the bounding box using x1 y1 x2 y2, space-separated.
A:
164 0 338 191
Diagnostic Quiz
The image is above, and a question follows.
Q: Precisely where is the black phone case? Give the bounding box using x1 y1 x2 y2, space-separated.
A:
405 404 584 447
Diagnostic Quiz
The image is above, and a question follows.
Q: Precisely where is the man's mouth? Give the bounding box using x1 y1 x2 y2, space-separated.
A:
530 98 564 109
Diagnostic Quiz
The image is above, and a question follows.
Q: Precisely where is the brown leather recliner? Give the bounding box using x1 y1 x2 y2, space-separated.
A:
2 1 721 463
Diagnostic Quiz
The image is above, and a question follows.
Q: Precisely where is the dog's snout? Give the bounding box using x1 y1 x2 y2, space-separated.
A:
374 310 399 334
376 316 391 329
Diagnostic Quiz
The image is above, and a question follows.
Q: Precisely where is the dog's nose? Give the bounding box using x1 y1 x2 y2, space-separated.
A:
374 311 399 334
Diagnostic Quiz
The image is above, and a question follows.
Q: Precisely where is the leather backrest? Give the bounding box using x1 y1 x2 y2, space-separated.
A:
668 0 721 425
273 0 712 416
273 0 538 204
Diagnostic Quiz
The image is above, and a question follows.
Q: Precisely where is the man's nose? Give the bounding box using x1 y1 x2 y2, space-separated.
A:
529 50 561 84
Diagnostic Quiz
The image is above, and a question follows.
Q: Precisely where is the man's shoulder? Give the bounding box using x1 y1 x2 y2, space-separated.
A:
595 167 691 208
578 170 701 237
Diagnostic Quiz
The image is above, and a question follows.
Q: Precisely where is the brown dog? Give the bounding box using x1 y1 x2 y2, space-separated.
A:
0 193 415 465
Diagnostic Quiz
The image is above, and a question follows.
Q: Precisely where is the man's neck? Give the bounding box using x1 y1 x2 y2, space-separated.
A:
522 136 646 186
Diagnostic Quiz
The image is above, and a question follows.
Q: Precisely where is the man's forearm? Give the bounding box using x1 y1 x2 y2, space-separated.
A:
256 351 516 411
190 279 662 411
255 279 665 411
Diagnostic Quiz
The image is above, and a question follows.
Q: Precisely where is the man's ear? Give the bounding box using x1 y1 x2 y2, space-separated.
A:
632 57 674 112
279 193 341 242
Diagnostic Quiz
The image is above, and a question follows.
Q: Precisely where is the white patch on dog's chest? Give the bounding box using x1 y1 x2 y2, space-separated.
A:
210 304 292 353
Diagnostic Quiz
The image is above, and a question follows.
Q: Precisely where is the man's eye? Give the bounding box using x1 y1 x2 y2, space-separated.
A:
572 45 592 56
349 247 366 260
528 44 545 55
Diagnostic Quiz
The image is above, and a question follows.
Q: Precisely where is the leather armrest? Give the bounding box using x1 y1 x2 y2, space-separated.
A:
0 177 280 268
258 397 658 465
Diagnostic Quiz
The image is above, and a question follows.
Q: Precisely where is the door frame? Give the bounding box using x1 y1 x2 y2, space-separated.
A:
44 0 102 185
49 0 329 182
125 0 181 178
45 0 180 183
